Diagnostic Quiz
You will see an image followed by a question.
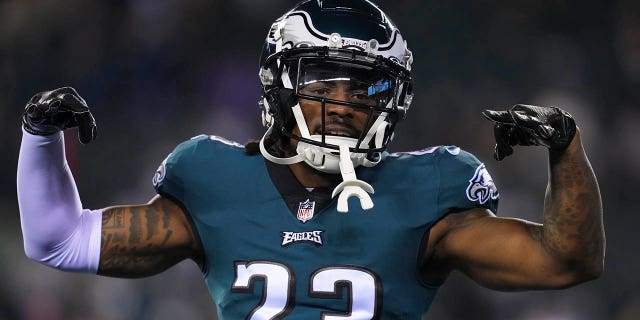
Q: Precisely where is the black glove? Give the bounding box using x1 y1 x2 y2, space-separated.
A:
22 87 97 144
482 104 576 161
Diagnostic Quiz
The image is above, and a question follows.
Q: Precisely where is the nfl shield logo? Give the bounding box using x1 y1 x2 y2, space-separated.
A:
297 199 316 223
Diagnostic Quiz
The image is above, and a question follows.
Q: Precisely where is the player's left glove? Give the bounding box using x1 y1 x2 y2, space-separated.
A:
482 104 576 161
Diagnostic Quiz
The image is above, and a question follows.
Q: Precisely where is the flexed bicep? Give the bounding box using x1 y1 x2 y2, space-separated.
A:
98 196 203 278
425 206 597 291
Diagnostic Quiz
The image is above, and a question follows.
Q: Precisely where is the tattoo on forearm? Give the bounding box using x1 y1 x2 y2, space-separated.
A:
102 233 113 250
100 244 172 277
541 148 603 262
145 206 159 240
99 204 184 277
163 208 170 229
161 230 173 247
129 210 142 244
113 232 126 244
102 210 125 229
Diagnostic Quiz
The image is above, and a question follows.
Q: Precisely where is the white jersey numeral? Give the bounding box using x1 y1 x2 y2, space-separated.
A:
311 267 380 319
232 261 294 320
232 261 381 319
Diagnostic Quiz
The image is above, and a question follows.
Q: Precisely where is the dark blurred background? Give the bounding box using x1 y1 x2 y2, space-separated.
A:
1 0 638 319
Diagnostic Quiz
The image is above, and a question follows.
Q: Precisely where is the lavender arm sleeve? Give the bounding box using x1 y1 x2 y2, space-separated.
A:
17 129 102 273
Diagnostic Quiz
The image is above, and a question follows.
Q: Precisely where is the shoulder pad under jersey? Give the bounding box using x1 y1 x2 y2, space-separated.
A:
152 135 245 204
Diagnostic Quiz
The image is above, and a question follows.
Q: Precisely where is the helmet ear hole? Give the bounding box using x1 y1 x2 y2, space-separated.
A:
259 98 273 127
397 82 413 119
259 68 275 86
275 88 298 133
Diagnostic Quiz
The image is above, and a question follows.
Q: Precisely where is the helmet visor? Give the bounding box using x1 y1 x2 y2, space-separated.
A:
294 60 396 111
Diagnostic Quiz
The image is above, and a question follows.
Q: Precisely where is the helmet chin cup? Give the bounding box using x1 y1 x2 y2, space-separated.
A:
296 135 364 174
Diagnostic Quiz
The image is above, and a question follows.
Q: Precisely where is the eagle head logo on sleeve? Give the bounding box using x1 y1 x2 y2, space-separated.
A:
466 164 499 204
152 154 170 187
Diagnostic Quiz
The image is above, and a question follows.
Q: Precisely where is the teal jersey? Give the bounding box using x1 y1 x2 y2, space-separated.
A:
153 135 499 319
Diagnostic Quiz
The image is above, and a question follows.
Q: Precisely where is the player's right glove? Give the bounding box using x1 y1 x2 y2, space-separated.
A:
22 87 97 144
482 104 576 161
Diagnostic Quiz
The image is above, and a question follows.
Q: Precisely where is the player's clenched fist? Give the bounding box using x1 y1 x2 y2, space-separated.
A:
22 87 97 144
482 104 576 161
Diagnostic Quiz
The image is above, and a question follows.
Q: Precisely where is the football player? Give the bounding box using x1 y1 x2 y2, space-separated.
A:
17 0 604 319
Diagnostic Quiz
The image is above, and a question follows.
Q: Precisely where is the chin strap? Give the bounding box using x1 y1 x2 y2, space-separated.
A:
259 127 304 165
331 144 374 213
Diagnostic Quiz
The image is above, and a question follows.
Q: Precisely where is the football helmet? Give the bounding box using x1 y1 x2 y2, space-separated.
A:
258 0 414 212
